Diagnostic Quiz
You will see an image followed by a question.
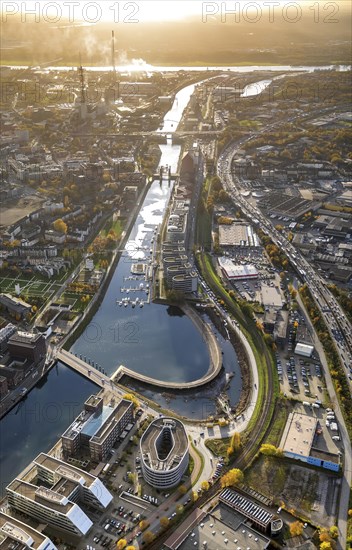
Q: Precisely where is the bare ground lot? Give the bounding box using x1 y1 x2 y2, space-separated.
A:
245 455 339 527
0 195 45 227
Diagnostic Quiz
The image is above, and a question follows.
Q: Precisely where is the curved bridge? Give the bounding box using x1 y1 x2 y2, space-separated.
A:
57 305 223 390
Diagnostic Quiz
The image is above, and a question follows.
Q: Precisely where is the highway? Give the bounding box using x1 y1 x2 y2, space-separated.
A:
216 116 352 389
216 121 352 550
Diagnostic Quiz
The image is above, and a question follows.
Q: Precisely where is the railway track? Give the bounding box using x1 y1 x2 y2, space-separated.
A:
146 332 276 549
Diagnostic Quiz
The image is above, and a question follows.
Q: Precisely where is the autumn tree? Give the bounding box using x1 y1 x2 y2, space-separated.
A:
329 526 338 539
176 504 184 515
178 484 187 496
123 393 139 409
289 521 304 537
139 520 149 531
116 540 127 550
143 531 155 544
260 444 283 457
201 481 210 492
52 218 68 234
160 517 170 529
220 468 244 488
319 528 331 543
320 543 333 550
230 432 241 451
126 546 136 550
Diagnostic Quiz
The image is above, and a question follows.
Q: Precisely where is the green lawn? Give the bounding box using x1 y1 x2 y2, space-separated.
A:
205 437 230 459
264 398 294 447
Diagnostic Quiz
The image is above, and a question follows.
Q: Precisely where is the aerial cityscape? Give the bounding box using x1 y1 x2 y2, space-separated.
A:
0 2 351 550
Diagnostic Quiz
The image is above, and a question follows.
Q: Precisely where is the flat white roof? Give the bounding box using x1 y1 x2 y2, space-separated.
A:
218 257 258 279
281 412 317 457
295 343 314 357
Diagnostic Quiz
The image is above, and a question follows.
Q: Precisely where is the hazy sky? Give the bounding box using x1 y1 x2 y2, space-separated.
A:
1 0 349 24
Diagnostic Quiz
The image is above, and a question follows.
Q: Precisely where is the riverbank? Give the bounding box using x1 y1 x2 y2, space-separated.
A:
62 178 152 352
0 359 56 421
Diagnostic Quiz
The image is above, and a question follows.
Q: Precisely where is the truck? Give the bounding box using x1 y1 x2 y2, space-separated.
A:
102 463 111 474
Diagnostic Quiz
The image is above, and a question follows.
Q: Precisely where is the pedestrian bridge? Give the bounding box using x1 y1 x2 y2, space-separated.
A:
56 308 223 390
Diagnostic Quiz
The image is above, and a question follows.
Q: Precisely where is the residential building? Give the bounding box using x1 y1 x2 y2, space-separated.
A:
62 395 134 462
0 294 32 320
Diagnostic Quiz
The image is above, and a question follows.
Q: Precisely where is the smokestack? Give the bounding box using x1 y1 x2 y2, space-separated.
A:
111 30 116 76
78 52 86 104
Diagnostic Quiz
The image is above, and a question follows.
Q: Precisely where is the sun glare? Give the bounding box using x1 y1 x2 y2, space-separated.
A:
102 1 202 23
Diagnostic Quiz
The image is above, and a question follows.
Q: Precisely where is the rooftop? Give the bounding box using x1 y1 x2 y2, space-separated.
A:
0 511 52 549
218 258 258 280
219 223 260 247
168 506 270 550
7 479 71 514
280 412 317 457
261 285 283 308
34 453 95 486
141 417 188 472
219 489 274 529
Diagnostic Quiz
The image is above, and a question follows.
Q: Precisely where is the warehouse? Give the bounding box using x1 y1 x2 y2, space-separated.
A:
280 412 340 472
218 223 260 248
218 257 258 280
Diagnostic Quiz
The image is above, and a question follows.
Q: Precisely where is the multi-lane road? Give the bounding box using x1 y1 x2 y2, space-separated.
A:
217 128 352 389
216 126 352 550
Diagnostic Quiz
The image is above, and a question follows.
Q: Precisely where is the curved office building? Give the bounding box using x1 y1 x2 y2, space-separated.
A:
140 417 189 489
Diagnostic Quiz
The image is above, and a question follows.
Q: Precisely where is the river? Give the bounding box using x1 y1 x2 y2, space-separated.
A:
7 64 350 73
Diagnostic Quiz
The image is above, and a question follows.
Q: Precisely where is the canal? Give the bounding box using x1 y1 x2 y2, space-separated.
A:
0 80 242 495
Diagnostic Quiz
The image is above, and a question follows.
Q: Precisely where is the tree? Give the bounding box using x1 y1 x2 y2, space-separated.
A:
289 521 304 537
320 543 333 550
227 446 234 457
116 540 127 550
176 504 184 515
191 491 199 502
126 547 135 550
139 520 149 531
143 531 155 544
220 468 244 488
260 444 283 457
160 517 170 529
52 218 68 234
123 393 139 409
178 484 187 496
128 472 137 484
319 528 331 543
201 481 210 491
230 432 241 451
329 526 338 539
